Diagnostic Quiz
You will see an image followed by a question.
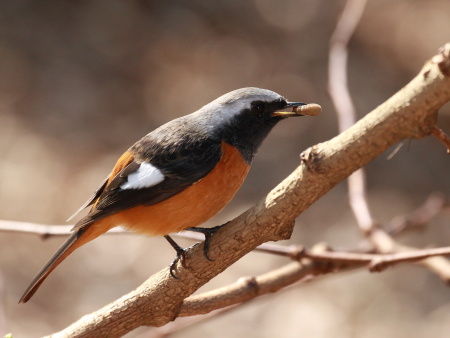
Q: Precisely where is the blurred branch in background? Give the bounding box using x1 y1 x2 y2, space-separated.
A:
431 125 450 153
386 192 448 236
328 0 450 284
329 0 373 235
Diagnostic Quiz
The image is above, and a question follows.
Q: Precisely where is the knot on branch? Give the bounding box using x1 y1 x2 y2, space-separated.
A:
288 244 306 261
237 276 259 296
368 257 390 273
273 219 295 241
433 43 450 76
300 146 326 174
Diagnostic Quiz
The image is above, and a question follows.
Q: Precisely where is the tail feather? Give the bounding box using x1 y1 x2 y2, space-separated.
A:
20 227 91 303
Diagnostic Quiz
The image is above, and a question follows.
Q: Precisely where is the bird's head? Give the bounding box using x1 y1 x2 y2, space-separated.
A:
196 87 319 163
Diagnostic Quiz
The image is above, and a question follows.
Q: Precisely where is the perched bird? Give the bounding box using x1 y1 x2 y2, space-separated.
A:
20 87 319 303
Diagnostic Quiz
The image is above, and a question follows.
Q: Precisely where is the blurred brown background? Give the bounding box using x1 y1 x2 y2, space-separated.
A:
1 0 450 337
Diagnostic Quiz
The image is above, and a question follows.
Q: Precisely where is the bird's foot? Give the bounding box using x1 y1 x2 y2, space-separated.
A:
187 222 228 261
164 235 186 279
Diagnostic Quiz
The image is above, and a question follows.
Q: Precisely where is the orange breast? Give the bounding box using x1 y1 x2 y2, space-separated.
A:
95 142 250 236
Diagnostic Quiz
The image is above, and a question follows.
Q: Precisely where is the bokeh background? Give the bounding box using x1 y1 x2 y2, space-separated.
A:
1 0 450 337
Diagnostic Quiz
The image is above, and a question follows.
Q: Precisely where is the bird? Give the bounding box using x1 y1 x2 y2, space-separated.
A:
19 87 319 303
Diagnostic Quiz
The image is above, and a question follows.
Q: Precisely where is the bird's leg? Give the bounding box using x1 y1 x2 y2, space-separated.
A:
164 235 186 279
187 222 229 261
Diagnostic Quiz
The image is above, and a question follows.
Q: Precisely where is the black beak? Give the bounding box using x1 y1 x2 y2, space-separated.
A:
286 101 306 108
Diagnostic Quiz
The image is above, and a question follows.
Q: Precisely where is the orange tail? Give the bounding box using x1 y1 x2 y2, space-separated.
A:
19 225 106 303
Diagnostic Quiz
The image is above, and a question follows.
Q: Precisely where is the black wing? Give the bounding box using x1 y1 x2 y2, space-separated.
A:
72 130 222 231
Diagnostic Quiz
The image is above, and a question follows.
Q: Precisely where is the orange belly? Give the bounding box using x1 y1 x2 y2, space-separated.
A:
95 142 250 236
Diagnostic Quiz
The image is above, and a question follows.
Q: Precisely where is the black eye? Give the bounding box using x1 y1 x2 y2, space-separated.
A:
252 102 264 117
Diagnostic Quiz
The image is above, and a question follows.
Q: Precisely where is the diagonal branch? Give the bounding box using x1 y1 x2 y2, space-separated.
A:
43 44 450 337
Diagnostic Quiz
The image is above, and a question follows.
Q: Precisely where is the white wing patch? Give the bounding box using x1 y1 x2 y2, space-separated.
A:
120 162 165 190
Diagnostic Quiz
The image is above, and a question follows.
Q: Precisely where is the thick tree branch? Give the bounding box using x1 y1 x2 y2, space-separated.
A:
43 44 450 337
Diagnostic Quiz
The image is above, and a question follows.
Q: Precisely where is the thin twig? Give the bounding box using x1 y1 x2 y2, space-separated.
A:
387 192 447 236
0 220 123 238
302 245 450 271
431 125 450 154
328 0 376 235
329 0 368 130
239 241 450 271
